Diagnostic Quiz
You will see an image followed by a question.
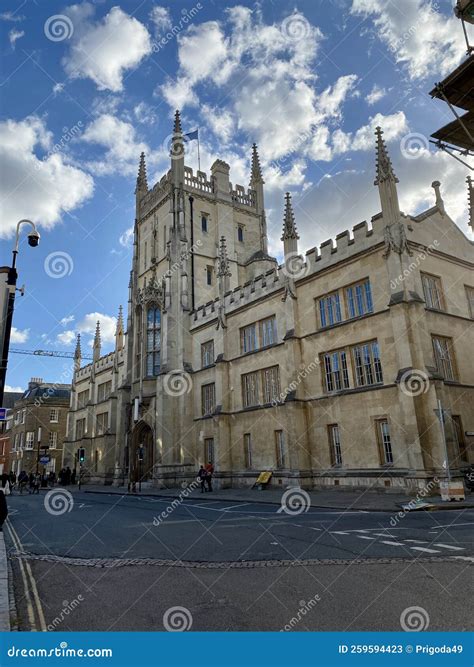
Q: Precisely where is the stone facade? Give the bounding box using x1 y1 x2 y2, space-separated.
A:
64 114 474 492
9 379 70 476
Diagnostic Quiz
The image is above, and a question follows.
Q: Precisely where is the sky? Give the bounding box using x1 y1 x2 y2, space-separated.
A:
0 0 472 392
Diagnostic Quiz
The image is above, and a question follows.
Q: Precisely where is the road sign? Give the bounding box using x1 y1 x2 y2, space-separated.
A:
39 456 50 464
0 408 7 421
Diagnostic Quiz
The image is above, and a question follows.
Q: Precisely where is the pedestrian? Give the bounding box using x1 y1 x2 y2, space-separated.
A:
58 468 65 485
28 473 34 494
71 469 76 485
0 487 7 531
9 471 16 494
32 473 41 495
18 470 28 494
198 465 207 493
65 467 71 486
0 472 8 489
205 461 214 492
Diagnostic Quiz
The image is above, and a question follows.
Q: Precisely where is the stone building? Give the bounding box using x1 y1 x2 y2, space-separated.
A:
10 378 71 476
64 113 474 492
0 391 22 475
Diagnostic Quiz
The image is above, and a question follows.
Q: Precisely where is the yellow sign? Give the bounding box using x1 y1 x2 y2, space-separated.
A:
256 471 272 485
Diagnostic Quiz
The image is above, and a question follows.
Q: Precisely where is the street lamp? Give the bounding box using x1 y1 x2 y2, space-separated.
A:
0 219 40 407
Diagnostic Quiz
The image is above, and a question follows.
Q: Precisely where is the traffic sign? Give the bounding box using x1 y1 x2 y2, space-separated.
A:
0 408 7 421
39 456 50 464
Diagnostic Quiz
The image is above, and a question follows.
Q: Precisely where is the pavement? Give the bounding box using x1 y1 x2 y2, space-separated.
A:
82 482 474 512
0 531 10 630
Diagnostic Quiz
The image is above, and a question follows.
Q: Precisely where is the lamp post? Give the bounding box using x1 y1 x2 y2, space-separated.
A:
0 219 40 407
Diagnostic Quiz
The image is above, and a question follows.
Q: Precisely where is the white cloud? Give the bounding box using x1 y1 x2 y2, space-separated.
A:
0 12 24 22
5 385 24 393
77 312 117 344
366 84 386 105
351 0 472 80
63 5 152 92
9 28 24 48
0 116 94 238
81 114 149 176
60 315 75 326
119 226 134 247
150 6 172 35
202 105 235 145
56 330 76 346
134 102 158 125
10 327 29 344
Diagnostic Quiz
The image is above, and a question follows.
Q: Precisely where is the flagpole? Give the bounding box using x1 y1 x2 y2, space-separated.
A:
197 128 201 172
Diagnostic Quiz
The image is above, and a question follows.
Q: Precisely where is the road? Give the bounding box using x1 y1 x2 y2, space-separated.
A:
4 490 474 631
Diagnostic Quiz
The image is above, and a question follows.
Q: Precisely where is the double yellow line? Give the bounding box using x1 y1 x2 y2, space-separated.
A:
5 519 47 631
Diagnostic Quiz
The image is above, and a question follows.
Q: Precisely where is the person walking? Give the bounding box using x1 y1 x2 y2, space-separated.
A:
65 467 71 486
28 472 34 494
205 461 214 493
0 486 8 531
9 471 16 494
18 470 28 494
32 473 41 494
198 465 207 493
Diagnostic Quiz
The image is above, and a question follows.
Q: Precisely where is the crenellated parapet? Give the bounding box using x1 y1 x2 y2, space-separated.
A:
74 349 125 383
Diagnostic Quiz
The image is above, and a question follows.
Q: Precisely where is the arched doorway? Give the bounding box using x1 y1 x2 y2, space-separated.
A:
130 422 154 483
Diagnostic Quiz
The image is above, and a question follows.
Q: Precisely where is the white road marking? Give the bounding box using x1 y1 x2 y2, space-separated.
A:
410 546 440 554
357 536 375 540
433 544 464 551
404 539 428 544
430 522 474 530
373 533 397 538
380 541 404 546
452 556 474 563
332 531 350 535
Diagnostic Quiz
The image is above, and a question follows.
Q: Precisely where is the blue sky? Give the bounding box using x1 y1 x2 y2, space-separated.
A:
0 0 472 391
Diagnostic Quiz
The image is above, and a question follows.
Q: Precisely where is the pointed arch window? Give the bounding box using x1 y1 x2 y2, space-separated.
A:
146 306 161 376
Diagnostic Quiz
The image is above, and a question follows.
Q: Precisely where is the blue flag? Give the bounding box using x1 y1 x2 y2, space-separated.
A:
184 129 199 142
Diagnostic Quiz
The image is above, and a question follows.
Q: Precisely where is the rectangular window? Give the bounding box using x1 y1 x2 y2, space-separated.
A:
262 366 280 404
21 409 26 424
76 418 86 440
201 215 208 233
323 350 350 392
275 430 286 468
318 292 342 328
243 433 252 469
206 266 213 286
328 424 343 466
466 286 474 318
237 225 244 242
204 437 214 464
201 340 214 368
19 432 24 450
242 371 259 408
25 432 34 450
201 383 216 416
432 335 457 381
260 316 277 347
96 412 109 436
49 432 58 449
78 390 89 408
50 408 59 423
241 323 257 353
421 273 444 310
97 381 112 402
345 279 373 318
352 341 383 387
376 419 393 465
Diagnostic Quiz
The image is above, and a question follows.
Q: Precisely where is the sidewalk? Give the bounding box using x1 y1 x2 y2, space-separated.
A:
82 484 474 513
0 532 10 630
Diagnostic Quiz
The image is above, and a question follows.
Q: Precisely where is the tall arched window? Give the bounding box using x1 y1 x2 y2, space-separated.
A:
146 306 161 376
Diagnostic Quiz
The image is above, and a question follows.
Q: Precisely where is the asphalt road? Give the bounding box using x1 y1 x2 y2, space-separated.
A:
4 490 474 631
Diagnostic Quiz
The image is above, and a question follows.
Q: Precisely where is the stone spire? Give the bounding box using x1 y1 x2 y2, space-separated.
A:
135 152 148 194
468 175 474 231
250 143 264 184
374 126 400 225
281 192 299 257
74 333 82 372
173 109 182 134
432 180 445 217
115 305 124 351
93 320 101 363
217 236 231 280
